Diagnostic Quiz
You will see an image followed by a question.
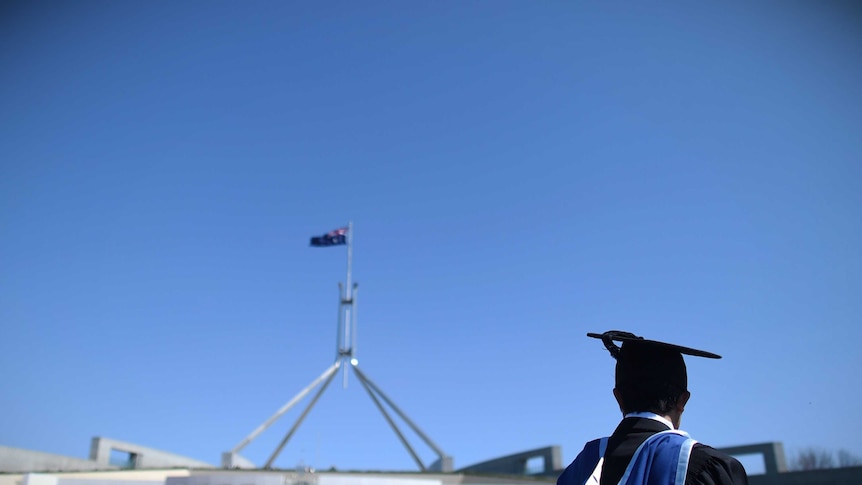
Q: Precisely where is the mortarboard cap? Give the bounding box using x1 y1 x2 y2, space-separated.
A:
587 330 721 392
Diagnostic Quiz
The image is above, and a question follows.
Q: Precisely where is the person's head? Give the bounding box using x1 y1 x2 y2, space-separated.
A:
587 331 720 428
612 342 691 426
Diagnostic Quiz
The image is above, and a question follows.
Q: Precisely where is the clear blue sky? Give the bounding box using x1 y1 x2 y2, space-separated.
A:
2 0 861 474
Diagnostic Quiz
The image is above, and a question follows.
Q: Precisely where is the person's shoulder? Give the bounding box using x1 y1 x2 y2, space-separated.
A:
557 438 606 485
573 436 606 457
691 443 736 459
689 443 749 484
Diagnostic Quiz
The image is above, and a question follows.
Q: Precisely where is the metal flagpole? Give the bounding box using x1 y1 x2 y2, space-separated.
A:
336 282 344 361
223 222 452 471
342 221 353 387
346 221 353 299
350 283 358 362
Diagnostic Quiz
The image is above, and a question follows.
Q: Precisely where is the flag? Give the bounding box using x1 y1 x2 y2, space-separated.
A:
310 227 348 247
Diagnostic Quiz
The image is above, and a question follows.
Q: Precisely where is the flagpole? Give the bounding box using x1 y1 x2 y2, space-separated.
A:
342 221 353 387
348 221 357 362
221 221 452 471
346 221 353 302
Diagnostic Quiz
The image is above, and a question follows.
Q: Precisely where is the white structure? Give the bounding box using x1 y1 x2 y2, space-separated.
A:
0 439 212 475
0 446 115 474
2 469 553 485
89 439 213 470
224 224 452 472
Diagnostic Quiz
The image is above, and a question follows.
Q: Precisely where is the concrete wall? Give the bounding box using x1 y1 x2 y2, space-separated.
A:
219 453 255 470
457 447 561 477
748 466 862 485
712 442 862 484
318 475 442 485
187 469 555 485
720 442 788 475
22 475 59 485
0 438 211 474
0 471 192 485
89 439 213 470
1 469 556 485
45 471 191 482
169 470 551 485
61 479 164 485
0 447 117 473
0 473 22 485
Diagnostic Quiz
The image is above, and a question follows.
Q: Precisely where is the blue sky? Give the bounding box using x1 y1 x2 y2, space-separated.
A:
1 0 861 474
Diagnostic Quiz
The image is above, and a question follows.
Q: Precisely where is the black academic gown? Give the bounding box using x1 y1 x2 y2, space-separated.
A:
601 417 748 485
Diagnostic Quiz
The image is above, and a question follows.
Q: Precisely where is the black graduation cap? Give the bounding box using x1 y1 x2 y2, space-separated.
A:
587 330 720 392
587 330 721 360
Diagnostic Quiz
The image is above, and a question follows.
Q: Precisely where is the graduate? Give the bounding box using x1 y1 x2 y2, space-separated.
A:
557 331 749 485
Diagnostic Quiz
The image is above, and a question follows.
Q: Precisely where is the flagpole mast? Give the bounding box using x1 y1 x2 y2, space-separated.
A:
346 221 353 303
342 221 354 387
222 222 452 471
348 221 357 362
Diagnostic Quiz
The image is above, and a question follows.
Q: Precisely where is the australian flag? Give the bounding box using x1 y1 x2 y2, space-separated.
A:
310 227 348 247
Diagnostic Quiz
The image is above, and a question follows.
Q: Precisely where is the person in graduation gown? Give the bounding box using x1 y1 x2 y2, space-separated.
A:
557 331 748 485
